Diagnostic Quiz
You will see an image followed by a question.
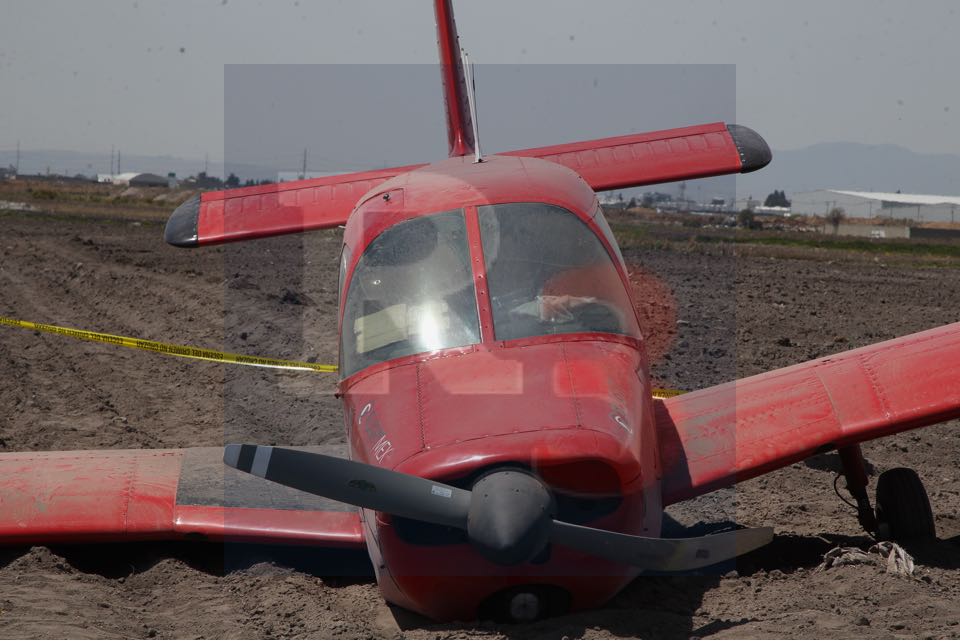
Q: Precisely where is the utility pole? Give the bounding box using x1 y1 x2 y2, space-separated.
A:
204 152 209 175
301 148 308 180
117 149 121 175
15 140 20 175
110 145 115 175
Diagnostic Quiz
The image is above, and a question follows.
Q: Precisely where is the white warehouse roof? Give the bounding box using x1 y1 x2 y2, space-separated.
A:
830 190 960 207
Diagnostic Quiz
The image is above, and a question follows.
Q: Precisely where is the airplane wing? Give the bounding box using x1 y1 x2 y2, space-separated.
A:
656 322 960 505
0 446 363 547
164 163 425 247
502 122 770 192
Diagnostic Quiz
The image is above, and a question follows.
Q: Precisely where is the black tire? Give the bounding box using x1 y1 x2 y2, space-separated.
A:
875 467 936 541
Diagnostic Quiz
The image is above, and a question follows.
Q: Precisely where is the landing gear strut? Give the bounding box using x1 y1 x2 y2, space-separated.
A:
837 444 877 534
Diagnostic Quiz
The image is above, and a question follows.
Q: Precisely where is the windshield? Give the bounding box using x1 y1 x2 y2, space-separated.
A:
478 203 640 342
340 210 480 376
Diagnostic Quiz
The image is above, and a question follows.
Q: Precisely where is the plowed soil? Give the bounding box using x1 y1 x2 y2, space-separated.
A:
1 210 958 639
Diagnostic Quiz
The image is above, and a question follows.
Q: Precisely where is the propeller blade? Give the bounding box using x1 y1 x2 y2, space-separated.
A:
224 445 772 571
549 520 773 572
223 444 471 529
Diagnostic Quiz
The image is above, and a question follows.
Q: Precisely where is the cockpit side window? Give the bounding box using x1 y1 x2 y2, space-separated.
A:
340 210 480 377
478 203 640 342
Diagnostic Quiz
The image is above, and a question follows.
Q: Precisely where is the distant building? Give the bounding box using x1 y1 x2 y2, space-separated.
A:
792 190 960 224
96 172 171 187
97 172 139 185
754 206 790 216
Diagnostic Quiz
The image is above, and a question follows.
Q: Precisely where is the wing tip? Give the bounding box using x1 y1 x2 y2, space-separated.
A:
164 194 201 247
727 124 773 173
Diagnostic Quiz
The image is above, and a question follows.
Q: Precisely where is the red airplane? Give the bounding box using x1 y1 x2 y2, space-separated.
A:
3 0 959 624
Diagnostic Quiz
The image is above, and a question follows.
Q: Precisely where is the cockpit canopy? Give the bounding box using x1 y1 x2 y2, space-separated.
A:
340 203 640 377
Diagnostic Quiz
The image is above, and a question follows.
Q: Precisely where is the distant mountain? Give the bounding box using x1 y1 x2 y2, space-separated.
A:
737 142 960 200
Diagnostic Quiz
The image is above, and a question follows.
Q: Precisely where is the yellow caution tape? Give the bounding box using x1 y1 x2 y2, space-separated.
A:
0 315 690 395
0 316 337 373
650 387 686 398
652 387 686 399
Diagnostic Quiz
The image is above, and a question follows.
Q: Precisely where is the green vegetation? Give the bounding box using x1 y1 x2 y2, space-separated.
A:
696 233 960 258
611 220 960 262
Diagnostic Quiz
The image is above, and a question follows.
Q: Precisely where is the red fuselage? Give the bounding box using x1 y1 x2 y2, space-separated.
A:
336 154 662 620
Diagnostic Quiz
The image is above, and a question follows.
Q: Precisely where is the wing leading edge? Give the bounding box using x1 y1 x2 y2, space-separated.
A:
0 447 363 547
657 322 960 505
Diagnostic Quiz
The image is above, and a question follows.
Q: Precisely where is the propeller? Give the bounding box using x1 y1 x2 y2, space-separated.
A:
224 444 772 570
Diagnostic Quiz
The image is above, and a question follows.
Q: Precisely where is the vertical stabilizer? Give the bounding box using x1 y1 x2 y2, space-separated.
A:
434 0 475 157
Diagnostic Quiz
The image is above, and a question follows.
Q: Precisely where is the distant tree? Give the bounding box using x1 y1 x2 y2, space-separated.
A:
826 206 846 232
627 197 637 209
243 178 276 187
737 208 755 228
225 172 241 188
764 189 791 208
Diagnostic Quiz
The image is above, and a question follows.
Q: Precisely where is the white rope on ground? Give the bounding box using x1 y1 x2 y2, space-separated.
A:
817 541 915 576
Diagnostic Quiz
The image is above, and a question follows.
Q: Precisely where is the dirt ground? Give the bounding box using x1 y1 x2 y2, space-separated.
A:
0 210 958 639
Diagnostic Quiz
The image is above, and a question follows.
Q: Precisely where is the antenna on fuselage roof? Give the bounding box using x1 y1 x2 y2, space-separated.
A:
461 49 483 163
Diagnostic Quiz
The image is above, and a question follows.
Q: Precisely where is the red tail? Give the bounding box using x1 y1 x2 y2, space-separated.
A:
434 0 474 157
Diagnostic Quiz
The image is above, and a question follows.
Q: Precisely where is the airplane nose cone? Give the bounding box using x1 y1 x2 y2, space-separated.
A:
467 469 554 565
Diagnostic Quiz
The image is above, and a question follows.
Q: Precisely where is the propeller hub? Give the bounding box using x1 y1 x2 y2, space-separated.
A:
467 469 553 565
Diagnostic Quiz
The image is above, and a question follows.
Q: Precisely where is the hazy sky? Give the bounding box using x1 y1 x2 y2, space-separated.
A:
3 0 958 164
223 64 735 172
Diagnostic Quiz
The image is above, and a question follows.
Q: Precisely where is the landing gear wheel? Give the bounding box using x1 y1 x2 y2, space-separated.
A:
875 467 936 541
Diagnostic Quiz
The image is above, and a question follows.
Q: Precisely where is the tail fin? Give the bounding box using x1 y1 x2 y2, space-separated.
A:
434 0 474 157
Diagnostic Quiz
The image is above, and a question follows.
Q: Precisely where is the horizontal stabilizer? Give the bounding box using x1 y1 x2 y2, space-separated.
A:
164 164 424 247
503 122 770 192
657 322 960 505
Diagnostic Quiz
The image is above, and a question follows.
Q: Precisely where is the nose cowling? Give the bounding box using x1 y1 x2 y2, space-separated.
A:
466 469 555 565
